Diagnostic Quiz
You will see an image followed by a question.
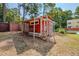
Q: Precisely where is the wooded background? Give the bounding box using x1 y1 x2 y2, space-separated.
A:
0 3 79 31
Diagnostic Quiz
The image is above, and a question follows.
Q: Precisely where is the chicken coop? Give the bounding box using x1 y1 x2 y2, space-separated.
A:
23 16 55 40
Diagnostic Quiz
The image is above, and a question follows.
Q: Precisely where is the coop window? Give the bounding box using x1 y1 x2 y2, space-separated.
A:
30 20 39 25
77 21 79 23
68 22 71 24
68 26 72 28
76 25 79 27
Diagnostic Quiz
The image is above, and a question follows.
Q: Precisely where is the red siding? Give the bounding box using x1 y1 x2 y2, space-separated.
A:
65 28 79 31
23 16 53 33
29 19 40 33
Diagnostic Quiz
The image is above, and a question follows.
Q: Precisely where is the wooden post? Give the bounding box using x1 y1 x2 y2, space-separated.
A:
33 17 35 40
46 16 48 36
40 16 42 35
44 16 45 33
53 21 56 43
33 17 35 48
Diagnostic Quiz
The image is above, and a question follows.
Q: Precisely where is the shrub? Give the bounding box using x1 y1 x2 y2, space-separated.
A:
56 28 66 34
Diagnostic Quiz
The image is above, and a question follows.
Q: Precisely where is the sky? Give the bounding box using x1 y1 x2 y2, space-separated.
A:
56 3 79 12
7 3 18 8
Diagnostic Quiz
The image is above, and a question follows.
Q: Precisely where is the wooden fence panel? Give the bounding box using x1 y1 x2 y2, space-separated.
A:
0 23 9 32
10 23 20 31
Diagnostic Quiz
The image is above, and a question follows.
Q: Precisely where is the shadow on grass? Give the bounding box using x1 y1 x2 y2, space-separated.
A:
12 33 55 56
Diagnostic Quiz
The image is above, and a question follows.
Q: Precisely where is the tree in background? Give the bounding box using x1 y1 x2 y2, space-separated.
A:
47 7 62 29
0 3 21 23
42 3 55 16
47 7 72 29
6 8 20 23
3 3 6 22
26 3 40 18
0 3 6 22
0 4 3 22
74 6 79 18
61 10 72 28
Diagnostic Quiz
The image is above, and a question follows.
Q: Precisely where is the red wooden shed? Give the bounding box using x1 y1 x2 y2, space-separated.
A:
23 16 55 40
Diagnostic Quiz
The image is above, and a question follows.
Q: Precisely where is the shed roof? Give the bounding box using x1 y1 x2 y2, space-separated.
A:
23 16 53 23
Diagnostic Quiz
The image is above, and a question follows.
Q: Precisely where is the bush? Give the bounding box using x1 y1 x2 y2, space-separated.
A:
56 28 66 34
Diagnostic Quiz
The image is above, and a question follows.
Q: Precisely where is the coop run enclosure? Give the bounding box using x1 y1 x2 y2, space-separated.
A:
23 16 55 40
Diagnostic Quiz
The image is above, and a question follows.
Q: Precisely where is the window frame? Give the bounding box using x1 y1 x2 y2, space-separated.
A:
30 20 39 25
68 22 71 24
68 26 72 28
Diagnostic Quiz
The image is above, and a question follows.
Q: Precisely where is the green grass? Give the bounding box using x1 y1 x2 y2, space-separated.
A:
64 42 79 49
65 34 79 49
66 34 79 40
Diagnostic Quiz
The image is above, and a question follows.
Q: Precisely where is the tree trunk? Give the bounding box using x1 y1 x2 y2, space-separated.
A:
3 3 6 22
22 3 26 32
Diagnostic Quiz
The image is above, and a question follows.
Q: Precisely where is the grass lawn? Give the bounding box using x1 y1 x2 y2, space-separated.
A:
65 34 79 49
66 34 79 40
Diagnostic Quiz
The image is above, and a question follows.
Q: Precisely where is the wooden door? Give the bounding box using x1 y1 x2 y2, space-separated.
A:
24 23 29 32
48 21 53 36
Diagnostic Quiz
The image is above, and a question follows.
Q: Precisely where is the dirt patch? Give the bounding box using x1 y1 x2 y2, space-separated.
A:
12 33 54 55
0 32 79 56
